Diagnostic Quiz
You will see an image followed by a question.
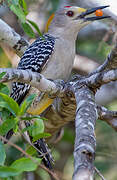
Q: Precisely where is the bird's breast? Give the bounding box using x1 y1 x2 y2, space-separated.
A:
42 38 75 81
27 38 75 123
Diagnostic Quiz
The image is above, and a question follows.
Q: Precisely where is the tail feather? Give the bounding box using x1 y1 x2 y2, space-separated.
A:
25 121 53 169
34 138 54 169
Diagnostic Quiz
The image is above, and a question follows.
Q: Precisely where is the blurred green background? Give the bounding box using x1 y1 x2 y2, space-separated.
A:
0 0 117 179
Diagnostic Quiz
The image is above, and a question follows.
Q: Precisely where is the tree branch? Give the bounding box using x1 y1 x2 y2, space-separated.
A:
73 68 117 90
97 105 117 131
2 66 117 137
0 19 29 57
73 85 97 180
0 68 65 97
94 167 107 180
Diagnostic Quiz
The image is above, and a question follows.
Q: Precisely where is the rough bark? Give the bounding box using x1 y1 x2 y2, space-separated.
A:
73 86 97 180
0 19 29 56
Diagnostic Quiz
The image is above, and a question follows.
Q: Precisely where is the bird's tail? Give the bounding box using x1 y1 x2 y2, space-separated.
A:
25 121 54 170
33 138 54 169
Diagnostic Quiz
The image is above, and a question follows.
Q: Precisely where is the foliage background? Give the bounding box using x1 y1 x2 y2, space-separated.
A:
0 0 117 179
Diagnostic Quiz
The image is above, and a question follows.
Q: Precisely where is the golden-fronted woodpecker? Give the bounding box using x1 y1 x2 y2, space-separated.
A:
7 5 109 169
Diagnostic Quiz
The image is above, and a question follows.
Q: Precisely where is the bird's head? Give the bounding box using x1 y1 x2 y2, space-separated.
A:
47 5 110 39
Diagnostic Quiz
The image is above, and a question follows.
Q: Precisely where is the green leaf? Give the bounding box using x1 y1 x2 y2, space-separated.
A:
0 72 6 80
11 157 41 172
10 4 26 23
0 101 16 117
4 177 13 180
0 109 10 122
0 84 9 95
35 118 44 133
0 118 18 136
0 93 20 116
33 133 51 142
19 0 28 15
13 123 19 133
0 166 20 177
21 23 35 38
26 146 36 156
21 124 34 133
22 0 28 14
11 0 19 5
29 119 44 137
0 83 6 90
27 20 43 37
19 94 36 116
18 101 27 116
0 141 6 166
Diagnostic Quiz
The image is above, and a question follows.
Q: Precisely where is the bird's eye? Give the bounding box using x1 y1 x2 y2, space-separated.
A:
66 10 74 17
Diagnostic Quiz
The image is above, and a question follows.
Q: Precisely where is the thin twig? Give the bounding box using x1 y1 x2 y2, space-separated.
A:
0 135 35 161
0 135 59 180
19 127 52 159
18 127 44 155
94 166 107 180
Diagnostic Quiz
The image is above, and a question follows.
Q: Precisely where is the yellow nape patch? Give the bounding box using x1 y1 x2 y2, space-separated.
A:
27 95 54 115
78 8 86 13
45 13 55 33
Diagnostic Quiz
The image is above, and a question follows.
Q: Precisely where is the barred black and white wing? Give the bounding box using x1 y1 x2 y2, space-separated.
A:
9 34 55 169
10 34 55 104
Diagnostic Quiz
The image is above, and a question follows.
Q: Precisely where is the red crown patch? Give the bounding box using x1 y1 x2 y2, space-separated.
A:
64 6 72 8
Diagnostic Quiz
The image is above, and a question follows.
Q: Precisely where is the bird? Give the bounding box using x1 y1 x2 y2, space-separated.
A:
6 5 110 169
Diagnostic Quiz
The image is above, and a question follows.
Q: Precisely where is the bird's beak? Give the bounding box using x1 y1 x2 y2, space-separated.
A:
76 5 110 21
